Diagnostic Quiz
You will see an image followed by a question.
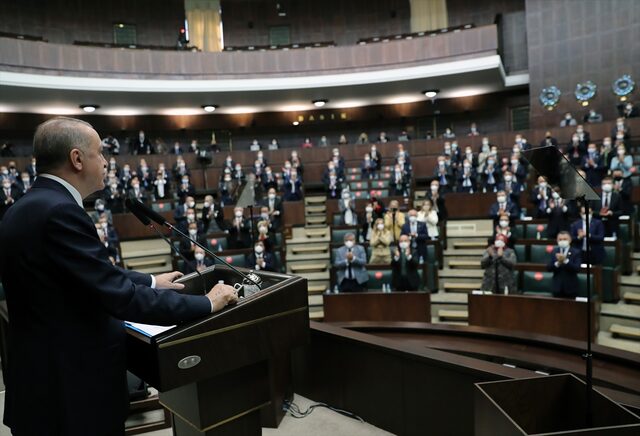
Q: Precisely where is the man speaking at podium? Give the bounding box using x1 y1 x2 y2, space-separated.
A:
0 118 238 435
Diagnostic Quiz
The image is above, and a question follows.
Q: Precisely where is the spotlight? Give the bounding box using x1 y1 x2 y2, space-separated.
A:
312 99 328 107
423 90 439 99
80 105 99 113
202 105 218 113
292 121 299 126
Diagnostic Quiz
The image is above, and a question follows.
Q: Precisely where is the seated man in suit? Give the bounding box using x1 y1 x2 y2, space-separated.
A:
333 232 368 292
338 189 358 226
260 187 283 230
400 209 428 259
570 206 605 265
201 194 224 233
180 221 207 261
282 169 302 201
595 176 622 237
391 234 421 291
547 231 582 298
245 241 276 272
489 190 519 226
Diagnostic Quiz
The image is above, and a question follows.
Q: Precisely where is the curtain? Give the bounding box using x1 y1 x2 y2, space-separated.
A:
185 0 222 52
409 0 449 33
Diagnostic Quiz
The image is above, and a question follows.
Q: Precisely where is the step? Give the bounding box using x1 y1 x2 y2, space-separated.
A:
610 324 640 341
306 205 326 213
624 292 640 305
430 291 468 304
305 196 326 205
308 294 323 306
444 248 485 257
452 241 488 250
596 331 640 354
125 256 170 269
438 309 469 321
443 282 481 293
309 309 324 320
448 260 482 269
285 251 330 262
299 271 331 281
288 262 328 273
290 244 329 254
306 216 327 224
305 228 328 238
439 268 484 279
308 284 329 294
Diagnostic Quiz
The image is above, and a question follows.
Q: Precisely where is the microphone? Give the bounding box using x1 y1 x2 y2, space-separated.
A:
125 198 207 295
125 198 262 290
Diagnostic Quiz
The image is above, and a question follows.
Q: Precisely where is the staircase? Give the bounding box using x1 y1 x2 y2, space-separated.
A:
286 195 332 319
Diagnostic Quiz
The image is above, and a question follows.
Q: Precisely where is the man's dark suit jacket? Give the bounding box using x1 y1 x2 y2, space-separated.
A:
0 177 211 435
547 246 582 298
259 196 284 230
570 218 605 265
391 250 421 291
245 252 276 272
400 221 428 257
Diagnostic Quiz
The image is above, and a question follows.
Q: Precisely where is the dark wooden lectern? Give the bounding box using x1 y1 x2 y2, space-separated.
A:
126 266 309 435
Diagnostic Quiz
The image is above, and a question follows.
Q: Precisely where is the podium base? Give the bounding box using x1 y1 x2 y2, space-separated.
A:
475 374 640 435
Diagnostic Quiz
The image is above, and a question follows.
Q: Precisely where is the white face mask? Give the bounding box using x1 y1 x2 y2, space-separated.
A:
345 240 354 249
100 222 108 229
203 202 210 208
431 185 438 192
261 213 269 220
499 220 509 228
399 242 409 250
255 246 264 254
96 204 105 211
558 240 570 249
195 253 205 261
259 226 267 234
602 184 612 193
539 182 547 189
552 192 560 200
494 240 505 248
497 196 506 203
377 223 384 231
408 216 417 223
189 229 197 236
487 159 495 166
268 193 276 200
504 176 513 182
187 214 195 221
187 201 195 208
235 211 243 218
366 206 373 213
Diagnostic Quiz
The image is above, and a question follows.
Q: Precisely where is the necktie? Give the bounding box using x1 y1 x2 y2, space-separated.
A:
347 249 353 279
400 252 407 276
4 189 9 197
604 194 609 208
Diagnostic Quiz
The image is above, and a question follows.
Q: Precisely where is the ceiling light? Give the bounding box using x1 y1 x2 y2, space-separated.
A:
292 121 299 126
80 104 99 113
423 90 439 99
202 105 218 112
312 99 328 107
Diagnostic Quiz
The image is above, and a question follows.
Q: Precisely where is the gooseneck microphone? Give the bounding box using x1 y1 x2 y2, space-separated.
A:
126 198 207 295
125 198 262 290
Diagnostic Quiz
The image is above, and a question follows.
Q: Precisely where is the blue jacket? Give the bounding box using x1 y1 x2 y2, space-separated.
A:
0 177 211 435
570 218 605 265
546 246 582 297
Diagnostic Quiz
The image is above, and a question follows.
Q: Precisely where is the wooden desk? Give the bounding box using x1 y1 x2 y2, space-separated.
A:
468 293 599 342
323 291 430 323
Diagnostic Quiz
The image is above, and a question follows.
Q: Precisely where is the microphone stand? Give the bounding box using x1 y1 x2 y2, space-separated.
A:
581 195 593 427
149 223 208 296
248 204 256 249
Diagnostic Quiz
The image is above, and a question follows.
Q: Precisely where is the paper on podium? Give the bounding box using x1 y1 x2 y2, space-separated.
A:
125 321 175 338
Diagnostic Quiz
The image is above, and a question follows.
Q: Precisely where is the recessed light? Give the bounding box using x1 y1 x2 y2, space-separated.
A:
202 105 218 112
312 99 328 107
292 121 299 126
80 105 99 113
422 90 439 99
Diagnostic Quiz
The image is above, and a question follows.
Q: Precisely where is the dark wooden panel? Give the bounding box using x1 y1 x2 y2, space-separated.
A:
323 292 430 322
444 192 497 218
468 294 598 342
112 210 173 240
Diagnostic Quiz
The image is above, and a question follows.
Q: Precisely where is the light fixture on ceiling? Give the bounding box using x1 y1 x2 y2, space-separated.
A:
292 121 299 126
202 105 218 113
80 104 99 113
312 99 328 108
422 90 439 99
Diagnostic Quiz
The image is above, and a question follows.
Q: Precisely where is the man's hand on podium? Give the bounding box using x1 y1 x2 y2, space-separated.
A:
156 271 185 290
207 283 239 313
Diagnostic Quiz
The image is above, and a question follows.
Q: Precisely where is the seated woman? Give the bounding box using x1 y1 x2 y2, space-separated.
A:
480 234 517 294
369 218 393 265
417 199 439 240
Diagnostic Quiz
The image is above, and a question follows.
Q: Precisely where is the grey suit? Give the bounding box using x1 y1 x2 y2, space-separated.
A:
334 244 369 285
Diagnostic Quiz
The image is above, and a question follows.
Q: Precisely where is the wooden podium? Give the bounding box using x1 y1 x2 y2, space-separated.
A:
468 293 599 342
126 266 309 435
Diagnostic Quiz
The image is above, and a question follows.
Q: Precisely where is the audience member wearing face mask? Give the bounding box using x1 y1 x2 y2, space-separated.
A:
334 233 368 292
569 206 605 265
547 231 582 299
480 233 516 294
245 241 276 272
391 235 421 291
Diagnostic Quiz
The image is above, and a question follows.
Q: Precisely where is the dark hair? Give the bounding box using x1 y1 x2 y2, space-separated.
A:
33 117 94 174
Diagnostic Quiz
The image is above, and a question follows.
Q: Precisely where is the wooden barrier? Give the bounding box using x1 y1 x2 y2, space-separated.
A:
323 292 431 323
468 293 599 342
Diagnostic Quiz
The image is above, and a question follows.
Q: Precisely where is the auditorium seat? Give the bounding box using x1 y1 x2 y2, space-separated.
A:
350 181 368 190
511 222 526 239
521 271 553 297
207 236 228 252
525 222 549 239
330 226 359 245
367 268 393 290
514 243 527 263
602 244 620 302
530 243 555 264
216 252 247 266
151 201 173 213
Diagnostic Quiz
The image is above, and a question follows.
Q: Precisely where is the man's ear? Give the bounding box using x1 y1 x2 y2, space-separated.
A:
70 148 83 171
